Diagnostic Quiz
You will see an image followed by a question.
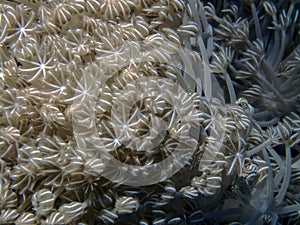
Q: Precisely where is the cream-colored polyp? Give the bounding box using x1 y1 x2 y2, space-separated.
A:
72 40 225 186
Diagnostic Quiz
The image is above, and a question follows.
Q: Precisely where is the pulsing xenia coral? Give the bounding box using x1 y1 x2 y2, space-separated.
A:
0 0 300 225
206 0 300 126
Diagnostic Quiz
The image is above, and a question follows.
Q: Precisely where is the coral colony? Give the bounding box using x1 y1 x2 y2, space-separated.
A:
0 0 300 224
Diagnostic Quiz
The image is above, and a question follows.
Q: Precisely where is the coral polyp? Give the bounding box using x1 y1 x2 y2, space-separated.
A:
0 0 299 224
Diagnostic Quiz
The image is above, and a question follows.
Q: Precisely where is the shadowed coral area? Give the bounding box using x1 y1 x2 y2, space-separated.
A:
0 0 299 224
